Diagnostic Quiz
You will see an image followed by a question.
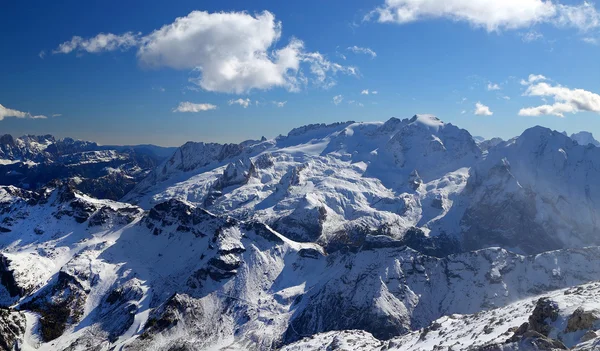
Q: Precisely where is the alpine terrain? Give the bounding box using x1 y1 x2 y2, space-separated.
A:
1 115 600 351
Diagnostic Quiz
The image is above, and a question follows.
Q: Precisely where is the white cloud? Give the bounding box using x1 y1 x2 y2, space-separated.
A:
273 101 287 107
368 0 600 32
518 78 600 117
582 37 599 44
487 82 501 91
0 104 50 121
347 46 377 58
54 32 140 54
51 114 62 117
229 98 252 108
520 74 548 85
461 110 467 114
348 100 364 107
39 50 46 59
173 102 217 113
502 96 511 100
361 89 378 95
55 11 354 94
0 104 27 120
555 2 600 31
474 102 493 116
521 30 544 42
301 51 358 89
333 95 344 105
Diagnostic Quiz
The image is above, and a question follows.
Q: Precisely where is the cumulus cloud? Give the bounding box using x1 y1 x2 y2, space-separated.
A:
474 102 493 116
347 46 377 58
0 104 50 121
367 0 600 32
55 11 354 94
54 32 140 54
518 77 600 117
229 98 252 108
487 82 501 91
273 101 287 107
173 102 217 113
333 95 344 105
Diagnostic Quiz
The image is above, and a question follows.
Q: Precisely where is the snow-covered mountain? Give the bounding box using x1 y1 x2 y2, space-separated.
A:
283 280 600 350
124 115 600 256
0 134 176 200
2 116 600 350
2 183 600 350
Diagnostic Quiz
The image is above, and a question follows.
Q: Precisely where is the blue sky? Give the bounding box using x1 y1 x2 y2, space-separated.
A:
1 0 600 146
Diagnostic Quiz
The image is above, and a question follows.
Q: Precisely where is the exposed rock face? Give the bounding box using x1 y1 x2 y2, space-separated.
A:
22 271 88 341
528 298 559 336
0 308 26 351
565 307 599 333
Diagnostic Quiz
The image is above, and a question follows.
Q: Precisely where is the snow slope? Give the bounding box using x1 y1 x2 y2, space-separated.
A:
2 184 600 349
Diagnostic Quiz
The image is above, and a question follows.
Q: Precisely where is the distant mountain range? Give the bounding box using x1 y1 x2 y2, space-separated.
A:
0 134 176 200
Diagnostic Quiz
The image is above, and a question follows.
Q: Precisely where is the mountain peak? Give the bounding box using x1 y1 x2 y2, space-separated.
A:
571 131 600 147
409 114 444 131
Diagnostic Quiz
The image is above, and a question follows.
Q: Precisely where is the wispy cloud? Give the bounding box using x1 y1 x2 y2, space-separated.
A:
0 103 50 121
272 101 287 107
173 102 217 113
347 46 377 58
54 32 140 54
521 30 544 42
333 95 344 105
228 98 252 108
487 82 501 91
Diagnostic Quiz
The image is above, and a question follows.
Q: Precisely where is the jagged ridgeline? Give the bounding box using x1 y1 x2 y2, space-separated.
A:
0 134 176 200
1 115 600 350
